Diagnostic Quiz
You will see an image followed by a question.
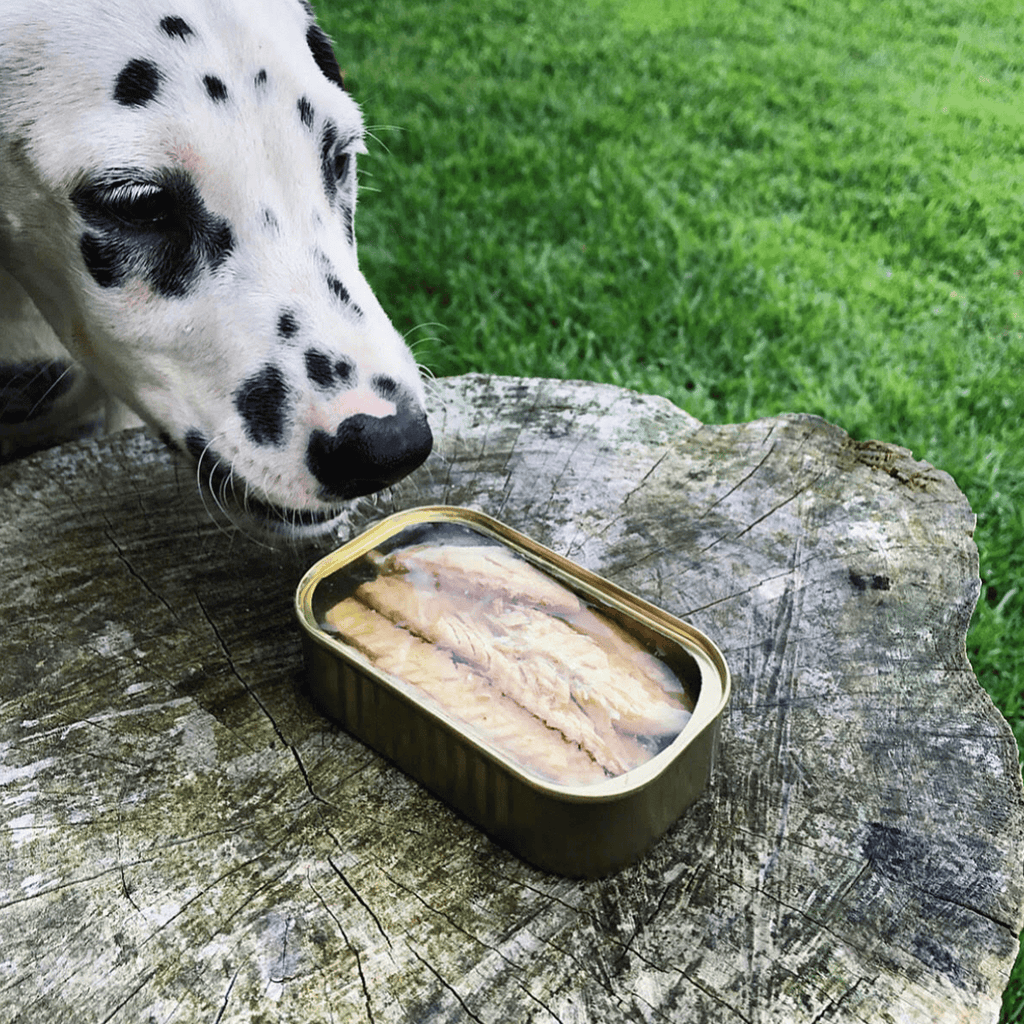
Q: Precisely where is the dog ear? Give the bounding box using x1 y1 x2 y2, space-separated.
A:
306 24 346 92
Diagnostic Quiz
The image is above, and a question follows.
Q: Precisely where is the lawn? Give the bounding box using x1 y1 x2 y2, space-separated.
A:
314 0 1024 1016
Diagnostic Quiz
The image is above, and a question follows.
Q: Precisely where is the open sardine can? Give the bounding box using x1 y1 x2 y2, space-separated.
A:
294 506 730 878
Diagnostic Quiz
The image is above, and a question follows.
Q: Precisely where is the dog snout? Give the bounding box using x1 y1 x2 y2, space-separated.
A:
305 378 432 500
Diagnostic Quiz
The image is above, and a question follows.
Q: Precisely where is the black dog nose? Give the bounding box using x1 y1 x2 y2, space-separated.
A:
305 393 433 500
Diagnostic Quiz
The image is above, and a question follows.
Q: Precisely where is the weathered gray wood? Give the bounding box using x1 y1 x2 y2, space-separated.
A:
1 373 1021 1023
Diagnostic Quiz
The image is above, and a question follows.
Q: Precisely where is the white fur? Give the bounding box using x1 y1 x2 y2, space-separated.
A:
0 0 428 530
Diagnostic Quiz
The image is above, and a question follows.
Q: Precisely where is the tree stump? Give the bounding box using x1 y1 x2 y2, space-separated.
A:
1 374 1021 1023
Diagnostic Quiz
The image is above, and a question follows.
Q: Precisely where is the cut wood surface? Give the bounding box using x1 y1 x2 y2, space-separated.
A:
1 374 1021 1023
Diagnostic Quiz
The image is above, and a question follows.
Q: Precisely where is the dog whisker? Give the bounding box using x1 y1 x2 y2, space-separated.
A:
402 321 445 342
421 376 450 426
363 123 405 155
23 360 76 420
188 432 242 543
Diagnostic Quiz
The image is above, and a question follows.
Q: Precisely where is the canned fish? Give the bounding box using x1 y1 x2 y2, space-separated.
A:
294 506 730 877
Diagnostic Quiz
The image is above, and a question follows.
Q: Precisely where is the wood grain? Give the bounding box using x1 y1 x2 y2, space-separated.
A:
1 374 1021 1023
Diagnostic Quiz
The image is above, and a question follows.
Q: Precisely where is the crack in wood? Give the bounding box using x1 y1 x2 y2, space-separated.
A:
207 861 294 939
512 976 568 1024
102 517 179 623
379 866 522 972
612 879 679 971
724 867 879 962
626 939 756 1024
498 381 547 479
531 928 622 1003
698 445 778 521
137 848 291 948
624 988 676 1024
882 866 1019 936
679 577 814 620
529 427 593 522
600 872 828 1019
326 855 392 949
211 962 243 1024
119 866 142 914
194 593 335 811
621 446 675 508
707 475 826 554
807 974 876 1024
609 520 823 595
485 869 585 914
310 879 378 1024
97 968 158 1024
0 864 130 912
407 942 486 1024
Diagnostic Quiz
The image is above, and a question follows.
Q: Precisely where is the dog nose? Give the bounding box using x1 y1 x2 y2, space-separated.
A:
305 386 433 500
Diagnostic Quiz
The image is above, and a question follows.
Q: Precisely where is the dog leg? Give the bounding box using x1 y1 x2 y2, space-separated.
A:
0 267 107 460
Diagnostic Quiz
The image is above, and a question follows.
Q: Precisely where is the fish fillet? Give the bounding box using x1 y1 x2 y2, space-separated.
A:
325 543 693 784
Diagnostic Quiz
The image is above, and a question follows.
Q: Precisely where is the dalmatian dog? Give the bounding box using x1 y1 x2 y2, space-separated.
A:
0 0 432 536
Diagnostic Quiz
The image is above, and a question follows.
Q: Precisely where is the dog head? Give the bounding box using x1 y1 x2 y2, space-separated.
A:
0 0 431 535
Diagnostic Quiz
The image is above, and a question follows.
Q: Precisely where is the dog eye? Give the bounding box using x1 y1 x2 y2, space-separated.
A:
332 149 352 186
106 182 176 228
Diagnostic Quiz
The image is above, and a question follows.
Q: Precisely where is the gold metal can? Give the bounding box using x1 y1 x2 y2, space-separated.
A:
294 506 730 877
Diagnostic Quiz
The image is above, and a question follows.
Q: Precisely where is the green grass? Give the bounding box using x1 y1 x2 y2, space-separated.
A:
314 0 1024 1015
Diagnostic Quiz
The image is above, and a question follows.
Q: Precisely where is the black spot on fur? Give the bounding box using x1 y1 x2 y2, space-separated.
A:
71 168 234 298
306 24 345 90
262 208 280 233
341 203 355 247
305 350 336 390
326 273 349 303
298 96 315 129
335 359 354 386
306 390 433 499
303 351 353 391
277 310 299 340
160 16 194 40
0 361 76 424
234 365 291 447
325 274 363 317
319 122 340 204
204 75 229 103
374 375 399 400
114 59 162 107
255 68 268 88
